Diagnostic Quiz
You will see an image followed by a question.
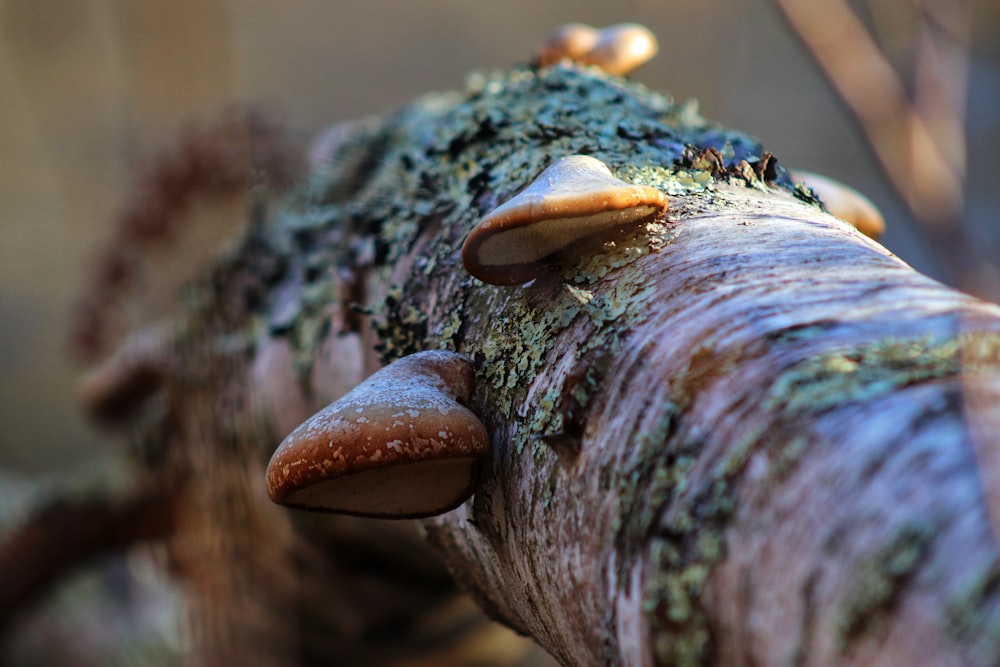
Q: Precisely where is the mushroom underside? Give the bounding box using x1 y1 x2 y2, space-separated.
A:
280 456 482 518
468 206 662 285
476 206 661 267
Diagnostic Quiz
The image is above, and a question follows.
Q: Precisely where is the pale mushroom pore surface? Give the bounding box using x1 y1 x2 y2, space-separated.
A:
474 205 662 269
282 457 482 517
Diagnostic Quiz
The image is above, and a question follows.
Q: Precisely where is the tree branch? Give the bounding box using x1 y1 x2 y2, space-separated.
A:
772 0 975 287
0 482 177 629
78 62 1000 665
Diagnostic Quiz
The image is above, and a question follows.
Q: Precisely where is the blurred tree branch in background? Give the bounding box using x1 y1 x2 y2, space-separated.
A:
0 482 177 628
772 0 989 293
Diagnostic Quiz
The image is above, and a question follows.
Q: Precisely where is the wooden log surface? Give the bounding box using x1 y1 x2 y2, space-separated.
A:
69 62 1000 665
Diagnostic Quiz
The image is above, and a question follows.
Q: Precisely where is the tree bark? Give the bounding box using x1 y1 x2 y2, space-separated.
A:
86 64 1000 665
422 183 1000 666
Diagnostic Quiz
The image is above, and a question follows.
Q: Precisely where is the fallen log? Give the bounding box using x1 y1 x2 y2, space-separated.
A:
79 43 1000 666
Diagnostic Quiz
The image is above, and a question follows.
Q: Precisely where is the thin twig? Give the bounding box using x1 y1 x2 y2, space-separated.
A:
773 0 966 229
0 483 177 629
913 0 970 181
69 107 301 365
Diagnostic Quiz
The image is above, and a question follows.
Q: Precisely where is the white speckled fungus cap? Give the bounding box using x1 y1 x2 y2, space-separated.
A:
265 350 489 519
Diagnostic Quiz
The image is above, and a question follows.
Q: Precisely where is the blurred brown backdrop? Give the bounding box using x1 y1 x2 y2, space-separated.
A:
1 0 999 478
1 2 1000 665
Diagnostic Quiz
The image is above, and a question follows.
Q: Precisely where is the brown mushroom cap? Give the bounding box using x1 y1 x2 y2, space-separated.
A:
577 24 658 77
461 155 668 285
792 170 886 240
538 23 599 68
537 23 658 77
265 350 489 519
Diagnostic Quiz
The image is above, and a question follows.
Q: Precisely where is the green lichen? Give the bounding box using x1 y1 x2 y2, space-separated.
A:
362 64 786 342
620 349 768 666
435 307 464 347
644 541 713 666
639 524 722 663
836 522 935 649
766 333 1000 416
478 293 584 446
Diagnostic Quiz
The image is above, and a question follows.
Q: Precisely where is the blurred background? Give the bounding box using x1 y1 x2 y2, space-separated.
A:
1 0 999 664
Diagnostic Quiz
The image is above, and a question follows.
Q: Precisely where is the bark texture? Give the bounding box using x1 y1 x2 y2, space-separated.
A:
81 64 1000 665
424 187 1000 666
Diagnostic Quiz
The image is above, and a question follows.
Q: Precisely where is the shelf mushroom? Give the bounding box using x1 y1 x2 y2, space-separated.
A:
538 23 658 77
791 170 885 240
461 154 668 285
265 350 489 519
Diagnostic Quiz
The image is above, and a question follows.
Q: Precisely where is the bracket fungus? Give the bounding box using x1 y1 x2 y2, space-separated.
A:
461 154 668 285
265 350 489 519
538 22 658 77
792 170 885 240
